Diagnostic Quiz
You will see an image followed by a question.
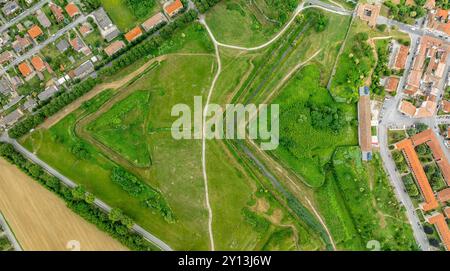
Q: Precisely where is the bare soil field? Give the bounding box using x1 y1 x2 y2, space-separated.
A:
0 159 127 251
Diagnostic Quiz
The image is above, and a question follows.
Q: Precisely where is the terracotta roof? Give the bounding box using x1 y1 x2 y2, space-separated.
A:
165 0 184 17
399 100 416 117
65 2 80 18
411 129 450 186
385 76 400 92
104 40 125 56
79 23 92 36
142 12 166 32
394 45 409 70
358 95 371 152
356 4 381 27
50 3 64 22
442 100 450 113
445 207 450 218
395 138 439 211
427 213 450 251
124 26 143 42
28 25 43 39
437 188 450 203
31 56 45 72
18 62 33 77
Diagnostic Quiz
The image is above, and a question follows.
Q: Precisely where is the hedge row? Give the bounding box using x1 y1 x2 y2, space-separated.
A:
0 142 158 251
193 0 222 13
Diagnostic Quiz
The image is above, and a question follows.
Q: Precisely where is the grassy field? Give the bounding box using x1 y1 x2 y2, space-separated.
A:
206 0 300 47
0 159 127 251
101 0 160 31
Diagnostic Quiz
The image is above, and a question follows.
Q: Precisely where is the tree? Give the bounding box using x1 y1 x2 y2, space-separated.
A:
71 186 86 201
109 208 124 222
85 192 95 204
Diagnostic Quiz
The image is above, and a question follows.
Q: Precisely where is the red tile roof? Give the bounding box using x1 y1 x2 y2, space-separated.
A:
444 207 450 218
124 26 143 42
427 213 450 251
165 0 184 17
18 62 33 77
394 45 409 70
28 25 43 39
385 76 399 92
442 100 450 113
104 40 125 56
395 138 439 211
31 56 45 72
358 95 371 152
50 3 64 22
437 188 450 203
65 2 80 18
399 100 416 117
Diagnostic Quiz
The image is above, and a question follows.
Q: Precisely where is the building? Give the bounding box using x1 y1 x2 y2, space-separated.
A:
31 56 46 72
28 25 43 40
392 45 409 70
0 51 13 65
124 26 143 43
395 138 439 211
398 100 416 117
1 1 19 16
18 62 33 78
442 100 450 113
37 85 59 101
427 213 450 250
79 23 93 37
356 3 380 28
427 9 450 36
0 77 13 96
437 188 450 203
92 8 120 42
164 0 184 18
49 3 64 22
358 86 372 161
384 76 400 93
69 60 94 80
104 40 125 57
65 2 80 18
22 97 37 112
56 39 70 52
36 9 51 28
70 36 91 55
142 12 166 32
12 35 31 53
0 109 23 128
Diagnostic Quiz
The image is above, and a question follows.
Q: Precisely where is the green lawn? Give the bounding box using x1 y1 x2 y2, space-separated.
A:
101 0 160 32
206 0 300 47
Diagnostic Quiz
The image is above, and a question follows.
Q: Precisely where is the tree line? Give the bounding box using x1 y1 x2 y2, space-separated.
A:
0 142 158 251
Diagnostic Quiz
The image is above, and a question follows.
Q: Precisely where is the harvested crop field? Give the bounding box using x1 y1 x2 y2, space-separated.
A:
0 159 127 251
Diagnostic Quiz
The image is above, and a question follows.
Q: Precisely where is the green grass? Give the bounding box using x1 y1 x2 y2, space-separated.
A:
100 0 160 32
205 0 299 47
272 64 358 187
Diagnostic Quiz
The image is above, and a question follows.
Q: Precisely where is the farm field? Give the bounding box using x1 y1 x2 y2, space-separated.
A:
0 159 127 251
100 0 161 32
205 0 300 47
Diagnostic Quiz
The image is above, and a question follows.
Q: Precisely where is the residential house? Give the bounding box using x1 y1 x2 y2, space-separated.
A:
0 109 23 128
142 12 166 32
1 1 19 17
12 35 32 53
164 0 184 18
70 36 91 55
28 25 43 40
79 22 93 37
92 8 120 42
0 77 13 96
69 60 94 80
0 51 13 65
31 56 46 72
50 3 64 22
384 76 400 93
65 2 80 18
124 26 143 43
37 85 59 101
36 9 51 28
56 39 70 52
104 40 125 57
18 62 34 78
22 97 37 112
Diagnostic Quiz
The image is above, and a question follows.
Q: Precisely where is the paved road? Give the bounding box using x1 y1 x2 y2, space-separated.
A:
0 15 87 77
0 212 22 251
0 133 173 251
0 0 50 34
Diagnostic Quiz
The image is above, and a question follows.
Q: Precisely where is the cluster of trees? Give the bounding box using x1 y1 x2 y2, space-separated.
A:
435 0 450 9
9 78 100 138
111 167 175 223
71 141 91 160
384 0 427 23
425 164 445 190
126 0 155 19
402 174 419 197
308 104 346 133
370 42 391 96
306 9 329 32
82 0 101 13
99 10 198 77
194 0 222 13
0 142 156 251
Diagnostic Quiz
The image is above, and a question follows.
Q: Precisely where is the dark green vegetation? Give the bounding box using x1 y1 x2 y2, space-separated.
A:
384 0 427 24
0 143 158 251
370 40 391 97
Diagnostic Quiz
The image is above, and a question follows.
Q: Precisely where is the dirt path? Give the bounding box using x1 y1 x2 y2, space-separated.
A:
0 158 127 251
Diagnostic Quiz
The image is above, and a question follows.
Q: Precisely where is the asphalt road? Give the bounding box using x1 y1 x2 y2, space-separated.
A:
0 133 173 251
0 0 50 34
